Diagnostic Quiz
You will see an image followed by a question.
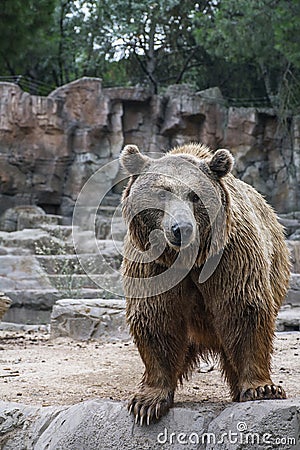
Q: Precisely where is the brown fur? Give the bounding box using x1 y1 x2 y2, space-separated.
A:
120 143 291 425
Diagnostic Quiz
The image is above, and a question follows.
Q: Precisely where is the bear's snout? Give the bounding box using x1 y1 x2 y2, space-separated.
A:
162 200 197 249
170 221 194 247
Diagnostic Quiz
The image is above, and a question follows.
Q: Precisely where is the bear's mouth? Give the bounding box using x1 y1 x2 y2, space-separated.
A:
165 235 193 250
168 239 182 249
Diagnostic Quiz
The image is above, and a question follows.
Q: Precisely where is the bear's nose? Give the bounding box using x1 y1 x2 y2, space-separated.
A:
171 222 193 246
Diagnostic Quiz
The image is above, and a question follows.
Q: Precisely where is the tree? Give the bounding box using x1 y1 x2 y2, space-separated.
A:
273 0 300 70
97 0 212 93
45 0 214 93
0 0 57 79
193 0 300 111
1 0 299 109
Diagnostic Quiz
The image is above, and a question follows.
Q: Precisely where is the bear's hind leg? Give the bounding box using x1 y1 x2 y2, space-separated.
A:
218 300 286 402
177 342 200 382
219 349 240 401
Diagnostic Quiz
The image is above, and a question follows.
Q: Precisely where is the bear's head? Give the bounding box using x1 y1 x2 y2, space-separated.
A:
120 144 233 265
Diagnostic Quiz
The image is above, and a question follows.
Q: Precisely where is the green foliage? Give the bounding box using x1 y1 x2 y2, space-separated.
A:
0 0 57 77
61 0 207 93
0 0 299 112
193 0 300 111
273 0 300 69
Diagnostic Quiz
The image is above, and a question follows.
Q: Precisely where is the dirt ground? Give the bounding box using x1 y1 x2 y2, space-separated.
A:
0 330 299 408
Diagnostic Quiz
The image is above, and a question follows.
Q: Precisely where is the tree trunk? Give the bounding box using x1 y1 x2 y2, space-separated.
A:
146 13 158 94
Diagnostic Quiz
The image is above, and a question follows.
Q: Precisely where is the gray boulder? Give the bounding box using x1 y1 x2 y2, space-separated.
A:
50 298 127 341
0 398 299 450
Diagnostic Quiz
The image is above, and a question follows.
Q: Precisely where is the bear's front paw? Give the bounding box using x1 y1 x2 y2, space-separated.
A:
128 387 174 425
240 384 286 402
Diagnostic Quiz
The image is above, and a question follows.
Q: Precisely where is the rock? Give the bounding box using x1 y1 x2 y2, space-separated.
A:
287 241 300 273
0 78 120 220
286 274 300 308
277 306 300 331
206 399 300 450
17 213 63 231
0 205 46 232
2 289 62 324
0 79 299 221
0 223 124 326
95 215 126 240
0 228 67 254
2 288 117 325
0 255 51 291
290 229 300 241
278 217 300 238
36 252 122 275
50 298 128 341
39 224 75 239
0 292 12 321
0 398 299 449
0 322 50 332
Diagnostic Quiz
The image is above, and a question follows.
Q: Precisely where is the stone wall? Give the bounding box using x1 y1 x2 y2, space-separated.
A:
0 78 299 219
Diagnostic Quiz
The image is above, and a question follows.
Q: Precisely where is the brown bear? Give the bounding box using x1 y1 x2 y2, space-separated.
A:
119 142 290 426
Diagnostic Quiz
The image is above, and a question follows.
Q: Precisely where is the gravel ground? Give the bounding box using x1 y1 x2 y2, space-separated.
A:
0 330 299 407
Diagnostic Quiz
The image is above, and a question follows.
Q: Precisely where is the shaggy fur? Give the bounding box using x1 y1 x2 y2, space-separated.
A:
120 143 290 425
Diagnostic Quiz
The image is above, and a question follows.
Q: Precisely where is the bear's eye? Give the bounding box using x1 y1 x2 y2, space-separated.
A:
158 190 167 200
191 193 200 203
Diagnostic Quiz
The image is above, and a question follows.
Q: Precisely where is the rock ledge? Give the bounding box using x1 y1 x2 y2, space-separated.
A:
0 398 299 449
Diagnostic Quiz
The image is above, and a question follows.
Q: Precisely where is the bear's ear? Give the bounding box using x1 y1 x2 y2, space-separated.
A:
209 149 234 178
119 145 151 175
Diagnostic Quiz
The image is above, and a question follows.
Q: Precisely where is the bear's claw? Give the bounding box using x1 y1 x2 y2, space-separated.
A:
240 384 286 402
128 389 174 425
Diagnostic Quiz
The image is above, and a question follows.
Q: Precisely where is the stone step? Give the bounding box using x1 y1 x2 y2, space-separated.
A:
0 292 12 321
286 241 300 273
0 246 32 256
3 289 60 309
0 229 69 254
72 235 123 255
2 288 119 325
95 215 126 240
2 288 63 325
276 307 300 331
39 224 77 239
47 273 123 294
47 274 102 290
97 205 122 217
50 298 128 341
0 322 50 332
0 255 52 291
285 273 300 307
36 252 122 275
281 219 300 237
2 277 299 329
3 288 119 309
100 193 122 207
278 215 300 238
18 213 63 230
4 307 52 325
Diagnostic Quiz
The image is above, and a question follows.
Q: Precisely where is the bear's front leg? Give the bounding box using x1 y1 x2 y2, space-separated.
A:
128 385 175 426
126 293 188 425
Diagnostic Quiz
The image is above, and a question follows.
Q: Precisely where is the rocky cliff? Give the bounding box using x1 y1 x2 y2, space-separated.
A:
0 78 299 219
